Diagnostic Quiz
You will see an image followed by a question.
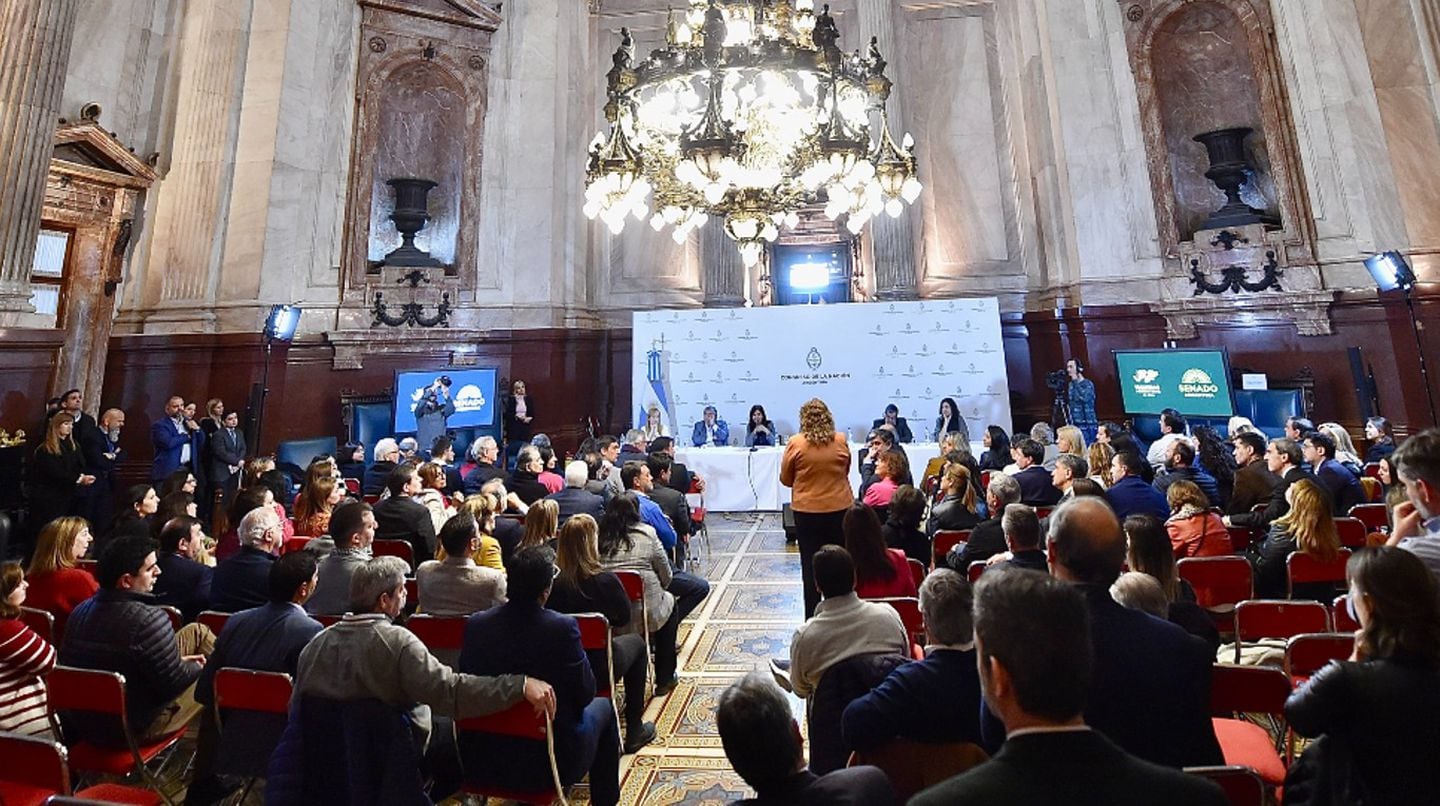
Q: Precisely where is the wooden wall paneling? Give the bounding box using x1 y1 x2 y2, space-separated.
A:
0 328 65 434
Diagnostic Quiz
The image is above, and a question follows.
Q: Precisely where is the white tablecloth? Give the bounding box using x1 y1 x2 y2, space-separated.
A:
676 441 979 512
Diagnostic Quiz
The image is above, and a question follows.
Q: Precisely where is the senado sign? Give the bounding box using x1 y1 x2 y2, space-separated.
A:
1179 368 1221 399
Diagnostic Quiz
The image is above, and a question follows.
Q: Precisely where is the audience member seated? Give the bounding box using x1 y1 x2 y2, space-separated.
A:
861 447 910 510
104 483 158 544
1050 454 1087 502
188 551 325 803
929 462 981 535
518 499 560 554
154 491 198 530
0 561 58 736
461 436 508 495
982 505 1048 573
445 496 505 570
1122 515 1219 653
294 474 342 538
416 512 507 616
718 672 894 806
24 516 98 638
415 461 456 535
210 506 282 613
842 569 983 754
782 546 909 699
508 445 552 507
482 480 526 562
1247 478 1343 601
59 534 216 749
1105 450 1169 522
1008 438 1061 507
1284 547 1440 805
1163 481 1231 559
858 429 896 500
618 430 649 465
1363 416 1397 464
1318 422 1365 476
459 546 622 806
373 464 438 562
1192 426 1237 510
645 454 693 561
214 484 286 561
1386 428 1440 577
596 493 709 696
338 442 366 482
362 438 401 497
1145 409 1193 473
151 516 213 621
1225 437 1309 532
1304 432 1366 516
1227 431 1281 517
948 474 1020 570
307 501 376 616
548 514 655 752
881 485 930 565
1152 440 1220 504
621 460 680 558
978 426 1011 471
290 555 553 778
1033 497 1222 768
1087 442 1116 488
546 461 606 526
845 504 918 600
911 569 1225 806
428 436 465 493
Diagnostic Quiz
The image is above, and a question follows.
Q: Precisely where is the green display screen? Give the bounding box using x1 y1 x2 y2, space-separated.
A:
1113 349 1235 417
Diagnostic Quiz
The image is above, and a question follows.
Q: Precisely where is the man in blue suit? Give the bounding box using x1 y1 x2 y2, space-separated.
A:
151 395 198 482
690 405 729 447
1152 440 1221 505
152 516 213 622
458 546 621 806
210 507 282 612
1010 438 1062 507
1304 432 1365 515
1105 451 1170 521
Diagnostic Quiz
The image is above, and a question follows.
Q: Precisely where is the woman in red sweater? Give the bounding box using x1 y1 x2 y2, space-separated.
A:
0 562 58 737
23 516 97 639
844 504 918 600
1164 480 1231 558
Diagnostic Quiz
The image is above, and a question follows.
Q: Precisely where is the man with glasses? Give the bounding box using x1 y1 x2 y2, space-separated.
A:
859 428 896 500
209 505 283 612
1224 438 1307 530
363 437 403 496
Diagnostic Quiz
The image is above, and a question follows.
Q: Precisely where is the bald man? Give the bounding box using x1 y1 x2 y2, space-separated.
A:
1032 497 1221 769
80 407 126 524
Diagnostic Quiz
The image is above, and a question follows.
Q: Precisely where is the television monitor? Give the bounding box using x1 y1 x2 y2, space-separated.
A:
1112 348 1235 417
393 367 498 434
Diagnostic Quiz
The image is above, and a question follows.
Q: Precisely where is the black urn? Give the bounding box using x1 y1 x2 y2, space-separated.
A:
382 177 444 268
1193 127 1279 230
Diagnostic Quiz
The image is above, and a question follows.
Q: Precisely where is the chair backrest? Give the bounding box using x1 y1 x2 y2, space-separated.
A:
456 703 567 805
1184 765 1267 806
1333 518 1367 549
1235 599 1331 645
613 569 644 604
20 605 54 643
314 614 342 627
907 558 926 588
1348 503 1389 532
213 668 294 718
573 613 616 699
157 604 183 632
1034 506 1053 520
967 561 986 583
1362 462 1382 480
1209 663 1290 717
1358 476 1382 503
343 478 361 496
372 539 415 566
282 536 312 555
0 730 71 796
197 610 231 636
1177 556 1253 610
1224 525 1254 553
979 470 992 490
848 738 988 803
1287 548 1351 595
404 614 467 652
1285 633 1355 681
932 530 969 569
1332 595 1359 632
875 597 925 645
46 665 130 743
405 578 419 607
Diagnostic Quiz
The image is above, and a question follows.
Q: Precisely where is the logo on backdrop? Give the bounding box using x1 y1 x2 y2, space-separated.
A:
724 351 743 363
454 385 487 414
685 330 698 342
902 365 922 378
868 325 886 337
806 348 822 370
978 341 997 354
738 328 758 341
709 329 725 342
946 343 964 355
901 322 917 335
915 344 934 358
1132 368 1162 399
738 370 759 383
1179 368 1220 399
876 365 890 379
964 362 982 375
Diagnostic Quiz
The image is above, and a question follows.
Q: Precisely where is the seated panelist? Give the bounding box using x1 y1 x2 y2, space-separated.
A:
872 403 913 444
745 405 778 448
691 406 730 448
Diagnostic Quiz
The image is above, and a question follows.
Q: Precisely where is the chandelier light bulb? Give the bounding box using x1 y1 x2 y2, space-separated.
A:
901 177 922 203
886 198 904 218
704 182 726 204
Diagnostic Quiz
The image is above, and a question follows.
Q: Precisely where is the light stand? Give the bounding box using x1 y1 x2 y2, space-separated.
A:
255 305 301 453
1365 251 1437 426
1404 284 1439 426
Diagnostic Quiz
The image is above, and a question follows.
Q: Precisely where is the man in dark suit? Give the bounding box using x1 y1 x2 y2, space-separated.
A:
372 464 437 561
545 461 605 525
188 550 325 803
210 506 282 612
207 411 247 504
461 436 507 495
646 454 691 561
872 403 914 444
1152 440 1221 504
152 516 213 622
1010 438 1061 507
911 569 1224 806
950 474 1021 569
1225 438 1308 530
1105 450 1170 521
648 436 704 496
429 435 464 493
1304 431 1365 515
1227 431 1281 517
618 430 649 465
1035 497 1223 769
988 503 1049 572
458 547 621 806
719 672 894 806
857 429 896 500
79 407 125 525
151 395 198 482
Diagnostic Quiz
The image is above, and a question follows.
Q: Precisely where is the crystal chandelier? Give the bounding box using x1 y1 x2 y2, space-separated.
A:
583 0 922 268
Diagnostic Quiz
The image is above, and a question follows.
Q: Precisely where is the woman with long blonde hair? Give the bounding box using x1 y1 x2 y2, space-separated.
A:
1251 478 1341 600
440 495 504 569
29 411 94 535
929 461 979 535
24 516 97 637
519 498 560 551
781 398 853 618
1088 442 1116 488
1056 424 1087 458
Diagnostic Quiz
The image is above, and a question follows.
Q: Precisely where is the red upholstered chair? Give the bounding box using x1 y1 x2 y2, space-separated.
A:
1331 595 1360 633
1286 549 1351 599
457 703 567 805
907 558 926 589
342 477 361 496
46 666 190 806
1233 599 1330 664
1225 525 1254 553
612 570 651 696
847 738 988 803
405 578 419 607
1184 765 1268 806
156 605 183 632
967 561 986 583
404 614 466 654
0 731 163 806
282 536 312 555
1348 503 1389 533
1362 462 1382 480
573 613 622 730
875 597 926 660
212 669 294 799
931 530 969 571
19 606 54 644
197 610 230 637
979 470 992 490
1034 507 1053 520
1333 518 1367 550
1285 632 1354 686
1209 663 1291 783
1178 556 1253 635
372 539 415 567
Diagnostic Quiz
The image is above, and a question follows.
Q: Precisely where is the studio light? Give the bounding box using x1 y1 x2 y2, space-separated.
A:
1363 251 1417 293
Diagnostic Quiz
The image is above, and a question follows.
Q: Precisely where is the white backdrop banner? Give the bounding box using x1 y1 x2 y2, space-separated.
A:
632 299 1011 444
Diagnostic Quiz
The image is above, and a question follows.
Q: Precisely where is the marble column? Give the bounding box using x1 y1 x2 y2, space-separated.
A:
701 216 747 307
0 0 81 323
853 0 918 300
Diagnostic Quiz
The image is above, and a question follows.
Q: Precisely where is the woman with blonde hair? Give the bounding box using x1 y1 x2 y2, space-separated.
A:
440 496 505 569
415 461 456 534
641 404 669 441
781 398 853 618
1164 480 1231 558
1250 478 1341 600
24 516 97 637
1318 422 1364 474
548 514 655 750
519 498 560 551
0 562 58 736
28 411 94 535
294 476 343 538
1088 442 1116 488
928 461 979 535
1056 424 1087 458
